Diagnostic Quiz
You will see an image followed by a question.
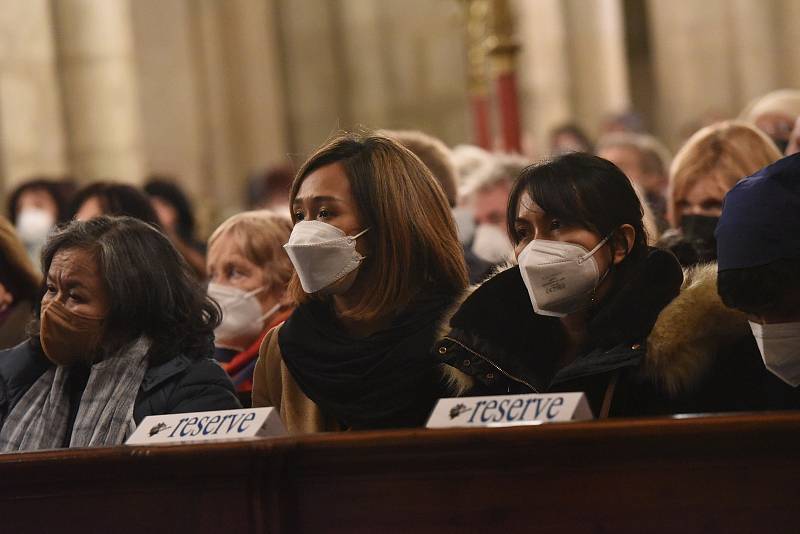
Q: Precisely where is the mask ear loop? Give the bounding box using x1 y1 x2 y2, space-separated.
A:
347 227 370 263
259 302 283 323
244 286 268 299
347 227 370 243
586 233 617 306
577 234 611 265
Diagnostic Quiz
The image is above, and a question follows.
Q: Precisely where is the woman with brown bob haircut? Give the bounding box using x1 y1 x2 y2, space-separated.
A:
252 132 468 433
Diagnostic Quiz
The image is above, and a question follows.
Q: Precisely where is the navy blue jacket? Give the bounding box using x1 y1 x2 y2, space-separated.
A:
0 341 241 428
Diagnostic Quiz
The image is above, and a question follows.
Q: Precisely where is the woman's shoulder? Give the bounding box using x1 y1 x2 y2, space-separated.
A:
643 263 752 398
252 324 285 408
136 355 241 420
258 324 283 361
0 340 50 393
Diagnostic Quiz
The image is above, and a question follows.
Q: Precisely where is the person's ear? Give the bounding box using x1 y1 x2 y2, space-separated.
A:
612 224 636 265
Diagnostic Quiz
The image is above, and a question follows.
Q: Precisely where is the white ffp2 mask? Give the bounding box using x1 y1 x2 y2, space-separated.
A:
518 236 610 317
749 321 800 387
209 283 278 349
472 223 514 264
283 220 370 294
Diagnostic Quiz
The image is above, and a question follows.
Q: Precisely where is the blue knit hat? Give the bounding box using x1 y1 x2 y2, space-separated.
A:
716 153 800 271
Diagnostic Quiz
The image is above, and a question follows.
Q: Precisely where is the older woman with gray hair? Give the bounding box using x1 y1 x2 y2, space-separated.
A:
0 216 240 452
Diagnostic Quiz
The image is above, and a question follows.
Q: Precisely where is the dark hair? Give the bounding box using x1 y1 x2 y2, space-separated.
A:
718 259 800 315
246 165 295 209
507 152 649 274
550 123 594 153
144 177 197 241
34 216 221 363
7 178 75 223
69 182 160 227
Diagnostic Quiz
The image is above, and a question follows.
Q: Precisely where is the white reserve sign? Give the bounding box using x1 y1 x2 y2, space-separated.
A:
427 392 593 428
126 407 286 445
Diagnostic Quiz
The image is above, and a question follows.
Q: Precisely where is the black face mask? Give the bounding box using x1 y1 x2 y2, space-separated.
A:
680 214 719 263
774 138 790 154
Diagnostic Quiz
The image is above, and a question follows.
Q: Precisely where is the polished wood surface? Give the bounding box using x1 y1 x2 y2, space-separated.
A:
1 412 799 533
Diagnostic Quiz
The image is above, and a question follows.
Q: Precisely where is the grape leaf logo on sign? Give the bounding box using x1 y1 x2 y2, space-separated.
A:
449 403 469 419
149 422 170 437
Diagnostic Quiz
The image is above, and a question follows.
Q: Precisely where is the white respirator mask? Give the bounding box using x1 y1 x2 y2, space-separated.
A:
16 208 55 247
518 236 611 317
209 283 279 349
749 321 800 387
283 220 370 294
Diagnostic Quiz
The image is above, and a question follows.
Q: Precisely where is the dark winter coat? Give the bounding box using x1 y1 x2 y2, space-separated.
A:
644 264 800 413
0 340 242 428
437 252 800 417
436 249 683 417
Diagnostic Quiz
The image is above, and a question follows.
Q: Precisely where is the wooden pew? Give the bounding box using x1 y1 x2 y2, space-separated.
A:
0 412 798 533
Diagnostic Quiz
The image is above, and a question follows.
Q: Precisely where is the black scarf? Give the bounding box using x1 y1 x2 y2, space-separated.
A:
279 293 454 430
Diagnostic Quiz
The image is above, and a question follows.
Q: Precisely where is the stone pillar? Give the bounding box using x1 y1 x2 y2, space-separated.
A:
277 0 350 156
185 0 289 223
129 0 204 197
777 0 800 89
646 0 738 148
729 0 780 106
563 0 630 134
514 0 629 155
0 0 68 196
514 0 572 155
52 0 145 183
220 0 288 171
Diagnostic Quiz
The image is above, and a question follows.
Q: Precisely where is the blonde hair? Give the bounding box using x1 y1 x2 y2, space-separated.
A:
668 121 782 226
208 210 294 290
0 216 41 300
740 89 800 123
288 131 468 322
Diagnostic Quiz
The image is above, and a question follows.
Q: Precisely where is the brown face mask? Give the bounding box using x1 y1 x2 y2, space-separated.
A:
40 300 105 366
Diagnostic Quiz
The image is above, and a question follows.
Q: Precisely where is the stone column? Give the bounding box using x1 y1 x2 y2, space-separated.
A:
646 0 738 148
777 0 800 89
563 0 630 134
185 0 289 223
514 0 629 155
729 0 780 107
0 0 68 195
514 0 572 155
52 0 145 183
129 0 205 197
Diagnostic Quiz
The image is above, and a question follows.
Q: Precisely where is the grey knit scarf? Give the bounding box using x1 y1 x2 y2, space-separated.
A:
0 337 151 452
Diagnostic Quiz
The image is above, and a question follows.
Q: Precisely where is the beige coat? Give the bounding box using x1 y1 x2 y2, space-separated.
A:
252 325 340 434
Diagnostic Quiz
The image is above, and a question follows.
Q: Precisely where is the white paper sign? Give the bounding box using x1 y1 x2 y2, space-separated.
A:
125 407 285 445
426 392 593 428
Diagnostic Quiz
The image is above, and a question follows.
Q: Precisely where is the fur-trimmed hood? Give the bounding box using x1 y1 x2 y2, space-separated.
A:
643 263 750 397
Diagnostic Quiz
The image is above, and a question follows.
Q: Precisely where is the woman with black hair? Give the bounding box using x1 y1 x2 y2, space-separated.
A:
144 178 208 279
0 216 240 452
70 182 160 226
8 177 75 266
436 153 685 417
